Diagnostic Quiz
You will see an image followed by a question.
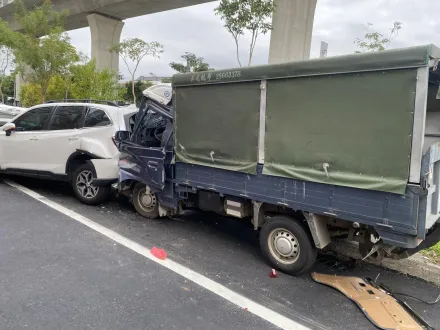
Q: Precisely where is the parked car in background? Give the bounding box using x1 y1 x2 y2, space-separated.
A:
0 117 11 127
0 104 26 126
0 100 137 205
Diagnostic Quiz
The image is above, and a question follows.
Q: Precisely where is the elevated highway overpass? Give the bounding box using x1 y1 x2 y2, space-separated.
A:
0 0 216 32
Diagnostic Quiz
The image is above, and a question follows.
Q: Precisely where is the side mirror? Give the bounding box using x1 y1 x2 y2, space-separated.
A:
114 130 130 143
2 123 15 136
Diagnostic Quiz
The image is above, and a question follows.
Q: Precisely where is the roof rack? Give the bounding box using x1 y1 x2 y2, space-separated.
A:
46 99 120 107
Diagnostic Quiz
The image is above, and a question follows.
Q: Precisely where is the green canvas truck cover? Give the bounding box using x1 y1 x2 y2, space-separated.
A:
174 82 261 174
172 44 440 194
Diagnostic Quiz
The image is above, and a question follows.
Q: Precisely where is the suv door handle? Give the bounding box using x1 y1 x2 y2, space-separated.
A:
68 136 79 141
29 136 38 141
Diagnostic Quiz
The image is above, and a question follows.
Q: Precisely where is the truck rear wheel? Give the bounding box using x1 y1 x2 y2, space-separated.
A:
260 215 317 276
132 182 159 219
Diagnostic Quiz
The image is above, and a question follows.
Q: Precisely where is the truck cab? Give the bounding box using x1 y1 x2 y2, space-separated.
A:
116 84 175 217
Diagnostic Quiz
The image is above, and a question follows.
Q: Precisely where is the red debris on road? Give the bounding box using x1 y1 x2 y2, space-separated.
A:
151 247 167 260
269 269 278 278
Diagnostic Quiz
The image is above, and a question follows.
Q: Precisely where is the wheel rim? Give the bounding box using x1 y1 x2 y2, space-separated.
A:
267 228 300 264
137 187 157 212
76 170 99 199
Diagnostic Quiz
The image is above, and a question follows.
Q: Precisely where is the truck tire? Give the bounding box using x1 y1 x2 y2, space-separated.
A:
359 243 385 264
260 215 317 276
72 163 111 205
132 182 159 219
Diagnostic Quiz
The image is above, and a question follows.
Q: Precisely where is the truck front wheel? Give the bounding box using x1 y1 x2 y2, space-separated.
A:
132 182 159 219
260 216 317 276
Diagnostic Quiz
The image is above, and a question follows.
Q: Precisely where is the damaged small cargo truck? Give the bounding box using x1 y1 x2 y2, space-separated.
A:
115 45 440 275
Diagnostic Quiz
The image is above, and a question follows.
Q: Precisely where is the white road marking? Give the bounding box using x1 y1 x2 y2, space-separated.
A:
4 180 311 330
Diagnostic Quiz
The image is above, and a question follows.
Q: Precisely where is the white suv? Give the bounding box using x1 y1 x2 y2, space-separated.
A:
0 101 137 205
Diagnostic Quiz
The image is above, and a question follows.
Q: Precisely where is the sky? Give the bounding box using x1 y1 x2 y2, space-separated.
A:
67 0 440 80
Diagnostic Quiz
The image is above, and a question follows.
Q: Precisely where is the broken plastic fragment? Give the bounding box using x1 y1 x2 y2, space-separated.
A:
269 269 278 278
151 247 167 260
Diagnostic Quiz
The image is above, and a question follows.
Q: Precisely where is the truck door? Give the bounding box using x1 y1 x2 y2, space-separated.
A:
118 106 170 191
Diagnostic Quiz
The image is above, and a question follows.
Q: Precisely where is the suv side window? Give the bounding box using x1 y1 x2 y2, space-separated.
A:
84 108 112 128
49 106 86 130
14 107 53 131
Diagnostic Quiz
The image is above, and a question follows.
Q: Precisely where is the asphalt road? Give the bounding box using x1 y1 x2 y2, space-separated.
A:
1 176 439 330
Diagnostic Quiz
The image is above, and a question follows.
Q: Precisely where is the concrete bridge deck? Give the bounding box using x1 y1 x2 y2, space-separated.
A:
0 0 215 31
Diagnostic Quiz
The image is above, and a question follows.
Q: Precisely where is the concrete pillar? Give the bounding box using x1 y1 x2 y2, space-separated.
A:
87 13 124 73
15 66 30 103
268 0 317 64
15 73 24 103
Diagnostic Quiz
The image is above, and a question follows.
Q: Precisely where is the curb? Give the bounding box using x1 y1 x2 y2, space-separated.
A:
328 240 440 287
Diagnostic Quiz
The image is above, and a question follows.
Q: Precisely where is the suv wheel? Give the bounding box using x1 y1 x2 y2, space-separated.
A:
72 163 110 205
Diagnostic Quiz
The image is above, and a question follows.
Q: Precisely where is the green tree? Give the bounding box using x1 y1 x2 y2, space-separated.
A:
117 84 128 102
16 31 79 103
354 22 403 53
170 53 213 73
20 83 43 107
46 75 67 101
0 20 15 47
69 59 119 101
215 0 274 66
161 77 172 83
20 76 69 107
0 46 13 103
7 0 79 103
1 74 15 100
111 38 163 105
19 60 120 107
121 80 153 105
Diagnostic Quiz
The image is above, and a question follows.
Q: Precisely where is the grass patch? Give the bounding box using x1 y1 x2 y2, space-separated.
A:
421 242 440 264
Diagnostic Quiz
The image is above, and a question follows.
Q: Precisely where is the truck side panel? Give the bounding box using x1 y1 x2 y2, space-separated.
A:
174 162 422 248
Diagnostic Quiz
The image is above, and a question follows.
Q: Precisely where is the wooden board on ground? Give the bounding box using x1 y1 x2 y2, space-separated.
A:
312 272 424 330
